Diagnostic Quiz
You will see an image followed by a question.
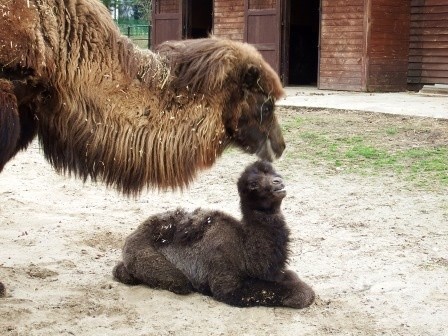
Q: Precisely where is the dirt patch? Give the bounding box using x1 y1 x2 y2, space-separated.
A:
1 108 447 335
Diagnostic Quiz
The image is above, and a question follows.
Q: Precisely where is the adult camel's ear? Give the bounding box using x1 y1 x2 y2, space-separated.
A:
242 64 261 90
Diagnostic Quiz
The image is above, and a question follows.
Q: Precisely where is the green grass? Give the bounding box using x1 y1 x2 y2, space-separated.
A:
280 113 448 190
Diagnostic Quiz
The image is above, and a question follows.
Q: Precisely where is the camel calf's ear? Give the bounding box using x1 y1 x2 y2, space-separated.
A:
243 65 261 90
0 80 20 172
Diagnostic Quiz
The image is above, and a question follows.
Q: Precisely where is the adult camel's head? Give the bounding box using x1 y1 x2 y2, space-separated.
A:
156 37 286 162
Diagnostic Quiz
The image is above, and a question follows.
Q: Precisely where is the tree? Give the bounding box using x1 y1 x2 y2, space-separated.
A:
100 0 152 22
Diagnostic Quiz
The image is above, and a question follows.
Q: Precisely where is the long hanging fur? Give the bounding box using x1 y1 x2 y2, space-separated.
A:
0 0 285 196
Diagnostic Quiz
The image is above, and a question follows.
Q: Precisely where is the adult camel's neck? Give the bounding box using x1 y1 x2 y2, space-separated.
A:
38 43 230 196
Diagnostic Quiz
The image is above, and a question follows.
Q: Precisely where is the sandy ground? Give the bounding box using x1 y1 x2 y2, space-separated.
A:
1 111 447 335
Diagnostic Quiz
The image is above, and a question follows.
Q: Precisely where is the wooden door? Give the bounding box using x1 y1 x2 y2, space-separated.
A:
244 0 282 74
152 0 184 48
408 0 448 86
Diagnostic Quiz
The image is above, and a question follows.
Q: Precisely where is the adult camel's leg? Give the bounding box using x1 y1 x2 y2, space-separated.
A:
0 79 20 173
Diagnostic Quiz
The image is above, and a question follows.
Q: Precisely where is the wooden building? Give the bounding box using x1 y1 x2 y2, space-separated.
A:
151 0 448 92
408 0 448 89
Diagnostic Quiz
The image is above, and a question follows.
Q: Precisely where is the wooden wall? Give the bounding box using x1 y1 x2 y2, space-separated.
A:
408 0 448 86
319 0 365 91
248 0 276 9
213 0 245 41
366 0 410 91
153 0 447 91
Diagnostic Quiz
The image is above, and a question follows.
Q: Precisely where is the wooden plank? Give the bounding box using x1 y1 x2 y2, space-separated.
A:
371 10 410 20
367 84 407 92
319 76 362 85
410 41 448 49
322 0 364 7
410 28 448 35
322 19 364 26
322 6 364 14
411 13 448 21
321 31 364 39
371 17 410 28
321 25 364 33
320 70 362 78
370 38 411 46
320 63 363 71
418 77 448 84
411 20 448 28
372 0 408 5
370 36 410 44
369 51 409 59
407 77 422 83
321 38 364 46
410 34 448 42
321 13 364 20
321 44 363 52
320 51 363 58
411 5 448 14
369 44 409 54
214 17 244 24
408 55 448 63
369 42 409 51
369 58 408 65
371 24 409 35
319 82 363 91
412 0 448 6
214 23 245 29
370 64 408 72
409 48 448 56
408 69 448 78
408 62 448 70
368 74 407 85
372 5 409 11
320 58 362 65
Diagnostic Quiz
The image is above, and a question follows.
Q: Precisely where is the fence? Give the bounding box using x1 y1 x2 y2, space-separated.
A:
118 24 151 49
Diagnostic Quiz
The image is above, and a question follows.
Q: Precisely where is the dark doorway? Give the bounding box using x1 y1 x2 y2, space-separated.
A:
187 0 213 38
287 0 320 85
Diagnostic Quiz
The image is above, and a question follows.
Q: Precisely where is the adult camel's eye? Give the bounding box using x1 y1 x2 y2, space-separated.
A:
262 104 271 116
260 99 273 119
259 104 271 124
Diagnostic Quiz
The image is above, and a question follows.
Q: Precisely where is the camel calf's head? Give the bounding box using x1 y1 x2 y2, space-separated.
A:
237 160 286 212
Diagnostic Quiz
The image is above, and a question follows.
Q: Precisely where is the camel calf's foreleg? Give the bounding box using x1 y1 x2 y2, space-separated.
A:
0 79 20 172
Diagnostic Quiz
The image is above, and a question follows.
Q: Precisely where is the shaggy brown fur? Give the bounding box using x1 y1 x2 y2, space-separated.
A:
0 1 285 296
0 0 285 197
113 161 315 308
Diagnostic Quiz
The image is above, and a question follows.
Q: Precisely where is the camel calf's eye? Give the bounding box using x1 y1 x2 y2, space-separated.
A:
249 181 258 190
